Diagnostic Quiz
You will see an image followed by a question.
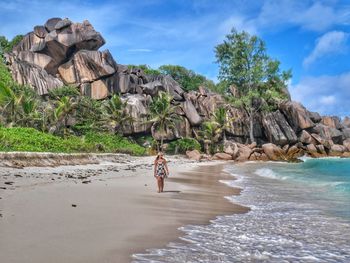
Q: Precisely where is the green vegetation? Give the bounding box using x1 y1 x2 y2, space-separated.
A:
215 28 291 143
84 132 146 155
148 91 179 150
127 64 161 76
167 138 201 154
0 28 293 155
0 35 24 57
48 85 80 99
128 64 215 92
101 94 134 134
158 65 216 92
0 127 93 152
0 127 145 155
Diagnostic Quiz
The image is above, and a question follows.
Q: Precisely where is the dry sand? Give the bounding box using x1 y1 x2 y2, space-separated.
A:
0 156 248 263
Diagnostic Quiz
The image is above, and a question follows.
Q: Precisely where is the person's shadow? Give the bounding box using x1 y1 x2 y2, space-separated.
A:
162 190 181 193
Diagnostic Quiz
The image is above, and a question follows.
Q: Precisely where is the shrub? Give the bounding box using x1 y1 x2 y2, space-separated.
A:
48 85 80 99
167 138 201 154
84 132 146 156
0 127 93 153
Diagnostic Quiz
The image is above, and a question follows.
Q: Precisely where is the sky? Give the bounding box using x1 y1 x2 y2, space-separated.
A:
0 0 350 117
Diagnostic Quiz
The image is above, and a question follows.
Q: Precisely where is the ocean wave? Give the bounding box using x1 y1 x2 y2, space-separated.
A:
254 168 288 180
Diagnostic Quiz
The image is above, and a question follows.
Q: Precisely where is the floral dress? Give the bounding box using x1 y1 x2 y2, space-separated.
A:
156 161 166 178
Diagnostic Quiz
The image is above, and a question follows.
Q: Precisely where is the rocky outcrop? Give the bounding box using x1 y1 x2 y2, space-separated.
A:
213 152 232 160
120 94 151 135
4 17 350 162
186 150 201 161
343 117 350 128
279 101 315 132
262 110 297 146
321 116 342 129
262 143 286 161
311 124 343 145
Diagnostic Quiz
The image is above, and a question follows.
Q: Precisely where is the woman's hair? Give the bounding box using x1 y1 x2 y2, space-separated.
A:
155 152 164 161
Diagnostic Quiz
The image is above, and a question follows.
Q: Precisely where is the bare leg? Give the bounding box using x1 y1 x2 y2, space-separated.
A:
160 177 164 192
156 177 162 193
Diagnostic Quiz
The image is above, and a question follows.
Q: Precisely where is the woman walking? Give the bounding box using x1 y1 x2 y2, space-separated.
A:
153 152 169 193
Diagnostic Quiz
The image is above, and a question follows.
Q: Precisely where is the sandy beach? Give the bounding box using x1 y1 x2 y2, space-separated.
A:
0 155 248 263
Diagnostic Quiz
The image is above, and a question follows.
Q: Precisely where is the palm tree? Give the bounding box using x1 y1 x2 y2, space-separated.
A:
211 106 234 143
197 121 221 155
102 94 134 134
50 96 79 136
18 95 42 128
0 82 23 125
148 91 178 151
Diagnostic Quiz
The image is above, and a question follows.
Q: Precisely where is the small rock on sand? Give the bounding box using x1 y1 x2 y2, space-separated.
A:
71 204 77 207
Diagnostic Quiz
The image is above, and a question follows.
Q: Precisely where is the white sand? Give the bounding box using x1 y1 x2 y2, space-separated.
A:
0 156 247 263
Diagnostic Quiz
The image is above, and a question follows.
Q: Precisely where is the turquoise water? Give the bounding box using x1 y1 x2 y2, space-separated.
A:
134 158 350 262
254 157 350 219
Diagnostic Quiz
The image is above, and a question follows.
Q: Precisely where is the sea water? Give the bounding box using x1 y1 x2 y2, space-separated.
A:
133 158 350 262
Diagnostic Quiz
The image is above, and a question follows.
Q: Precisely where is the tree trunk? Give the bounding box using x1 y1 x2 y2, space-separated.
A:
160 135 164 152
204 141 210 155
223 130 227 143
249 112 255 143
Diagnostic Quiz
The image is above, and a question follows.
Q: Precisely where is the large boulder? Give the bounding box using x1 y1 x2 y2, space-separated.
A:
60 50 116 84
306 144 327 158
279 101 315 132
321 116 342 129
17 51 53 72
33 26 48 38
44 17 62 32
342 117 350 128
223 141 239 159
235 144 252 162
286 145 304 160
120 94 151 135
311 124 343 145
310 133 333 149
342 128 350 139
262 143 286 161
13 32 46 53
329 144 347 157
308 111 322 123
196 93 225 118
300 130 316 144
152 116 192 141
182 98 202 126
148 75 184 101
140 80 165 96
213 152 233 160
186 150 201 161
343 139 350 151
262 110 297 146
5 55 63 95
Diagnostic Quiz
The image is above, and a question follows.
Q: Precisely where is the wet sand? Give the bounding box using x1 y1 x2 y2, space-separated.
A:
0 156 248 263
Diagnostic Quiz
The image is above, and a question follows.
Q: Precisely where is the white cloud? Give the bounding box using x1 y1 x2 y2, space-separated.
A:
220 0 350 36
303 31 349 67
320 95 336 105
289 72 350 116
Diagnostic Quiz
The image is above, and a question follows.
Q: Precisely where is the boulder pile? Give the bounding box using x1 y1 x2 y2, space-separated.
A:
4 18 350 162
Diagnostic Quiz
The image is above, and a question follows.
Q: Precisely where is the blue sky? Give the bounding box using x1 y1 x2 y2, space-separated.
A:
1 0 350 117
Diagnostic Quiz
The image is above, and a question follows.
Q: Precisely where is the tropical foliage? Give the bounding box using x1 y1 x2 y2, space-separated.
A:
0 127 145 155
215 28 291 143
167 137 201 154
148 91 178 150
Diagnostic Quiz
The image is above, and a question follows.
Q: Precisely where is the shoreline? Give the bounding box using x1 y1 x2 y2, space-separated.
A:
0 156 248 263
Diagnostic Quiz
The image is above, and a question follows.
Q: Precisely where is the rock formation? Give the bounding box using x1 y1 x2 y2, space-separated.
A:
4 17 350 161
